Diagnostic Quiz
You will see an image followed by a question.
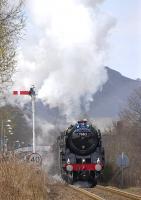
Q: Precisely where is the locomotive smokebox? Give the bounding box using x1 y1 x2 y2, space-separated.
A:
67 120 99 156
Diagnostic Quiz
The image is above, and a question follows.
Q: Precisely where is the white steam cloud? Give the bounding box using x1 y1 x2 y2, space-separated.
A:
12 0 115 120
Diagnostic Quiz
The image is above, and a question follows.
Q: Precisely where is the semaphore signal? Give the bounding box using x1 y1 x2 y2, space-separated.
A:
13 86 36 153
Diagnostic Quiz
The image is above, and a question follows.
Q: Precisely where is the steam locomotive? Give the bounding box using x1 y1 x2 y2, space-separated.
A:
57 119 105 186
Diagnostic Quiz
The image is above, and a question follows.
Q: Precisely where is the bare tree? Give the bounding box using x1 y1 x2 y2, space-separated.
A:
103 87 141 187
0 0 25 102
120 87 141 126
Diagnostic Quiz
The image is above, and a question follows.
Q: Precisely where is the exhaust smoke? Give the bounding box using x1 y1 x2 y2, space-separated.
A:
12 0 115 121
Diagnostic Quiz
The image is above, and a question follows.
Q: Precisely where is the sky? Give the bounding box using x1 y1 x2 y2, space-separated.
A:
101 0 141 79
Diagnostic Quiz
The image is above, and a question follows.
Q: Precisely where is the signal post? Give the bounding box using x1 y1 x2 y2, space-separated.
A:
13 86 36 153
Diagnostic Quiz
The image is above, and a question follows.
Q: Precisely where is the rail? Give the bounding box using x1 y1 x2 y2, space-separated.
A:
97 185 141 200
69 185 105 200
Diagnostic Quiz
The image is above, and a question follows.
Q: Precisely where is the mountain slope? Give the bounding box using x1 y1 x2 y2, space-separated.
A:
89 67 141 118
35 67 141 121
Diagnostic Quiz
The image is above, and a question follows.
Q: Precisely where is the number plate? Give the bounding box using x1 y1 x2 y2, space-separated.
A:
78 132 88 136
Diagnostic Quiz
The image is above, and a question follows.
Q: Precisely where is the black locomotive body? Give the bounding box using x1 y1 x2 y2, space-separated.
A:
57 119 105 186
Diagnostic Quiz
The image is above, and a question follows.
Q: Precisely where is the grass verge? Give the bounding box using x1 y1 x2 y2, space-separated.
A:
0 156 48 200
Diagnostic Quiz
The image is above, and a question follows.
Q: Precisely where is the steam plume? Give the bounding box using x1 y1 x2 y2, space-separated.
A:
12 0 115 120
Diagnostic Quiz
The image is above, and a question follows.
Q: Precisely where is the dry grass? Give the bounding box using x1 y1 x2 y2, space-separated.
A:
0 156 49 200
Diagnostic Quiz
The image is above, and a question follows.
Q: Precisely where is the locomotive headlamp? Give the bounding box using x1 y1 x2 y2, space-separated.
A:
82 159 86 163
66 165 73 172
97 158 100 164
67 158 70 164
95 164 102 171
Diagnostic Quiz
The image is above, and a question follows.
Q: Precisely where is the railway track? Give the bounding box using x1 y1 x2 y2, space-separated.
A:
69 185 105 200
69 184 141 200
96 185 141 200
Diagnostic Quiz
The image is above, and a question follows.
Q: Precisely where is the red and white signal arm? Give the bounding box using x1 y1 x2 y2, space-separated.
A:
13 91 31 95
29 153 42 165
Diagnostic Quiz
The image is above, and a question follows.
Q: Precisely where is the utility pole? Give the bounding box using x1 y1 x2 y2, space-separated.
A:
3 127 5 153
121 152 124 188
1 120 3 152
29 86 36 153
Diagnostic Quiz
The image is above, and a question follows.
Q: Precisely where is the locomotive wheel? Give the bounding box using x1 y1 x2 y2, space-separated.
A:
66 172 73 185
91 179 97 187
59 153 65 177
89 172 98 187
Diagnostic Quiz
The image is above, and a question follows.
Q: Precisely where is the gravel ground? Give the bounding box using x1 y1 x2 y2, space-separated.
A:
48 184 93 200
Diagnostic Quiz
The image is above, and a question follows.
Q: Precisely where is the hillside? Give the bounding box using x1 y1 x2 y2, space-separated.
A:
89 67 141 118
36 67 141 121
